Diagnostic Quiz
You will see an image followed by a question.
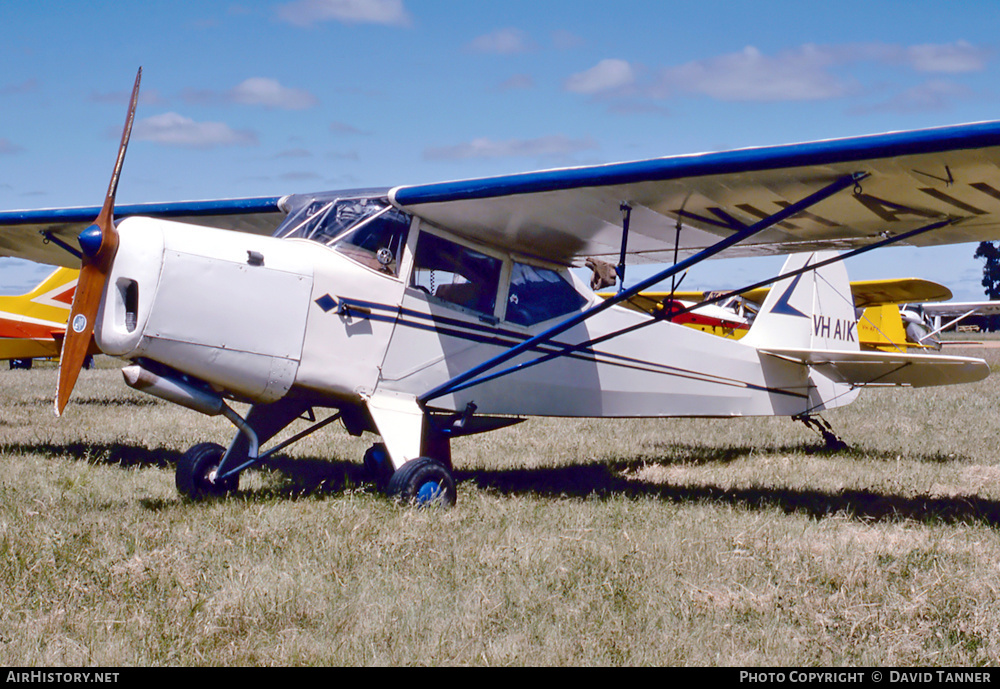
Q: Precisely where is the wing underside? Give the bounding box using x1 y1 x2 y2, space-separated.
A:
7 121 1000 268
0 197 287 267
919 301 1000 317
391 121 1000 265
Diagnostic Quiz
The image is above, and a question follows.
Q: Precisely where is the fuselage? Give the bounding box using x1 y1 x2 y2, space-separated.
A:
94 191 854 422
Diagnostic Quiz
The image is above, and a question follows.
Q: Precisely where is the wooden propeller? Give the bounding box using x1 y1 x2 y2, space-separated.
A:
55 67 141 416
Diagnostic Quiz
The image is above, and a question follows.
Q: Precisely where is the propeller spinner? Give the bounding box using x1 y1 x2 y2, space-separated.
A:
55 67 142 416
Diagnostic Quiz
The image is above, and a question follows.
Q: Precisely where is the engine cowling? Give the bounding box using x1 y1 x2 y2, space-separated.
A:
95 216 315 403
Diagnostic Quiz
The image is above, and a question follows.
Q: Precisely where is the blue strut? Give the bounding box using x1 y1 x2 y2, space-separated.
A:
419 171 868 405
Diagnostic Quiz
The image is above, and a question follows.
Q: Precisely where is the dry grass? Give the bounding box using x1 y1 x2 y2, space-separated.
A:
3 347 1000 666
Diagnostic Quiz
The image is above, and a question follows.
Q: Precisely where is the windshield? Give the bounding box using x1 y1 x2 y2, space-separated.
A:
276 193 412 276
280 196 391 244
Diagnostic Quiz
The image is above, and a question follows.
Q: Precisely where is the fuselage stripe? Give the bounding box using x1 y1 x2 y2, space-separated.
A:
329 297 809 399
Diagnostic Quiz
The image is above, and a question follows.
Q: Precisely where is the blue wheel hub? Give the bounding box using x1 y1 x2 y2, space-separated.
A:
416 480 444 504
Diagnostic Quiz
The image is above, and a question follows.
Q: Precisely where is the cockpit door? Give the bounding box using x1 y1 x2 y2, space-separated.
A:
377 225 507 408
292 204 414 400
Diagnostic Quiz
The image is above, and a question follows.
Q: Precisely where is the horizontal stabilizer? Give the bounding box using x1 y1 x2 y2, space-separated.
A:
759 347 989 388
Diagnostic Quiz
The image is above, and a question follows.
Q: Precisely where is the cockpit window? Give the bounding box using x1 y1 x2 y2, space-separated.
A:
411 232 501 317
505 262 588 327
278 195 411 276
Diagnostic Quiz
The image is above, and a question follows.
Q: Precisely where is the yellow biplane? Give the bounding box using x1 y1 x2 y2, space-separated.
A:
603 277 954 352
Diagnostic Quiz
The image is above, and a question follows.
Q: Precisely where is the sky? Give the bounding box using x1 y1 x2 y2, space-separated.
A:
2 0 1000 299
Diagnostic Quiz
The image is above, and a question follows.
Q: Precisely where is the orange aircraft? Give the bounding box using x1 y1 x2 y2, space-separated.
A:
0 267 83 369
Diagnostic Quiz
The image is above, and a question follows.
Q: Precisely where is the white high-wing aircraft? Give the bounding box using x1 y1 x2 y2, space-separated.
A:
901 299 1000 346
3 69 1000 506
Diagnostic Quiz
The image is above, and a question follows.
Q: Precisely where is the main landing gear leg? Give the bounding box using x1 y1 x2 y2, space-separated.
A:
364 430 456 507
365 394 457 507
176 397 345 501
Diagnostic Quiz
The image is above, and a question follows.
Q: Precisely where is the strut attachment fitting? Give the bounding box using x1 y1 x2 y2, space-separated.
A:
795 414 849 452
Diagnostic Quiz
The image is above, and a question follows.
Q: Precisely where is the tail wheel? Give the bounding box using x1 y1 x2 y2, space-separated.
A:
176 442 239 501
387 457 457 508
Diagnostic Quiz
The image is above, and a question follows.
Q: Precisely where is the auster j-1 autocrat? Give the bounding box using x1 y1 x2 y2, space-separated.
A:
2 68 1000 506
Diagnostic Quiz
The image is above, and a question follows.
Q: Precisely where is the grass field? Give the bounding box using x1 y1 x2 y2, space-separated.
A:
3 346 1000 666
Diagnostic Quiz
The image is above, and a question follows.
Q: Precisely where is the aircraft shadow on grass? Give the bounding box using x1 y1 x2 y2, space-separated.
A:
5 439 1000 526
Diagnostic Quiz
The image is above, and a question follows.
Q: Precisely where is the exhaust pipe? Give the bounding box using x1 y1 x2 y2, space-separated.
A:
122 364 224 416
122 364 260 462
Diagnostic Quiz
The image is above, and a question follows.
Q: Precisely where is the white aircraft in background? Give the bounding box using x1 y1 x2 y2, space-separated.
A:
2 68 999 507
900 299 1000 346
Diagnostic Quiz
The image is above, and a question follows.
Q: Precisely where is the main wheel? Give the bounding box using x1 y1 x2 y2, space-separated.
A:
387 457 457 507
176 442 239 501
363 442 393 490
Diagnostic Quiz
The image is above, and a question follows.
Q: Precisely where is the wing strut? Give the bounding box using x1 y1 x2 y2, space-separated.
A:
428 216 957 400
616 202 632 291
40 231 83 260
669 217 956 322
419 171 868 406
917 308 981 344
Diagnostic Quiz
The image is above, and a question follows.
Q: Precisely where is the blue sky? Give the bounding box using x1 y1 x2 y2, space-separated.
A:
2 0 1000 299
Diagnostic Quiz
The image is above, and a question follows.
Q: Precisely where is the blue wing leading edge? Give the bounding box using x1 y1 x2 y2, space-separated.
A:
5 120 1000 267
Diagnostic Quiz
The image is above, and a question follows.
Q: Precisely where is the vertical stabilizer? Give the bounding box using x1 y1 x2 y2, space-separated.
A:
742 251 860 413
743 251 858 353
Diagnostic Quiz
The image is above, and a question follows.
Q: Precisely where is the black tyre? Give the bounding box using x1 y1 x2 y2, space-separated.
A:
386 457 457 507
176 442 238 501
363 442 393 490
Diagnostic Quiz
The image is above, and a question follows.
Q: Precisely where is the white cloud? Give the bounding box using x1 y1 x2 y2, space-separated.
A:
644 41 989 104
275 0 411 27
90 88 167 107
1 79 37 96
0 138 24 155
852 79 973 114
181 78 318 110
565 59 636 95
658 45 849 102
467 28 535 54
904 40 990 73
229 78 318 110
330 121 371 135
424 135 597 161
272 148 313 159
551 30 585 51
134 113 258 149
499 74 535 91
